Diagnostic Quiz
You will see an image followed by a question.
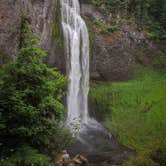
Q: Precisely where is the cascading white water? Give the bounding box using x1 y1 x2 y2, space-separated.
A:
61 0 90 128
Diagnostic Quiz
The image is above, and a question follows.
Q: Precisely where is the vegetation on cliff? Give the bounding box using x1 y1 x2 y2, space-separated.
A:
81 0 166 40
0 0 165 165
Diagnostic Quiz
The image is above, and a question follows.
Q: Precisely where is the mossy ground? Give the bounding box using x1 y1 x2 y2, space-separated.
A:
89 65 166 154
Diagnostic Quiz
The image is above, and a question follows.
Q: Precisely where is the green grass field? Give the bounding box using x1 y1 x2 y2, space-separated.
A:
90 66 166 154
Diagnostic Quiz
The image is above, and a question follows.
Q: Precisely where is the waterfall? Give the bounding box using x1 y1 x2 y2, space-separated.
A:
60 1 113 153
61 0 90 129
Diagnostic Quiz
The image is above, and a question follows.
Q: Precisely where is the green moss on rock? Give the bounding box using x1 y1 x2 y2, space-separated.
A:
84 16 95 60
52 0 64 48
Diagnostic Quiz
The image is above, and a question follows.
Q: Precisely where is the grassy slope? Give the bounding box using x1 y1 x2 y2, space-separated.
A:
90 66 166 153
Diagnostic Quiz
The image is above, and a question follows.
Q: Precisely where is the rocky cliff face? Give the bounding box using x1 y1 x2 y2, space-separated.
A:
0 0 20 64
0 0 65 72
81 4 158 81
0 1 165 81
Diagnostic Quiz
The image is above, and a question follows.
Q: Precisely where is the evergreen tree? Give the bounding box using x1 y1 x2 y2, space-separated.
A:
0 14 71 165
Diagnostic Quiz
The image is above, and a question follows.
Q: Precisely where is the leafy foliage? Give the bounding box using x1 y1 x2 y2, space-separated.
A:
123 140 166 166
123 155 159 166
1 145 53 166
19 13 39 49
0 37 67 154
0 13 71 165
82 0 166 40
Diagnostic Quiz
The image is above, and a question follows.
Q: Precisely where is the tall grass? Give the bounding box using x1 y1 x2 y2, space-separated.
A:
90 66 166 153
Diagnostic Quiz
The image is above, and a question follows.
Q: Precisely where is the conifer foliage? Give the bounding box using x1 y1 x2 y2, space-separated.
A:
0 13 70 165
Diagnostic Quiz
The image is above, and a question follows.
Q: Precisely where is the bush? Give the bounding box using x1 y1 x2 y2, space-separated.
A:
147 32 158 40
0 45 67 155
1 145 53 166
123 156 159 166
123 140 166 166
0 13 72 164
153 52 166 70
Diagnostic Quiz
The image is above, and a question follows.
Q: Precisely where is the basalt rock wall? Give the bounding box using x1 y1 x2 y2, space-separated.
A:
81 4 161 81
0 0 65 72
0 1 165 81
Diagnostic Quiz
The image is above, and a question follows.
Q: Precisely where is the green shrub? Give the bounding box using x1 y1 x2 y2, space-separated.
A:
93 18 102 26
105 25 119 33
147 32 159 40
99 25 119 34
81 0 166 40
0 12 72 164
153 52 166 70
1 145 53 166
123 156 159 166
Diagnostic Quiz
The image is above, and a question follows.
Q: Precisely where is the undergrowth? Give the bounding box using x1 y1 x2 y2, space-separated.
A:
90 65 166 154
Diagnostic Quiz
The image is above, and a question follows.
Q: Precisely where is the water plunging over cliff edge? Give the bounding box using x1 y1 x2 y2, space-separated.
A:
61 0 89 129
61 0 109 133
60 1 136 163
61 0 111 134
